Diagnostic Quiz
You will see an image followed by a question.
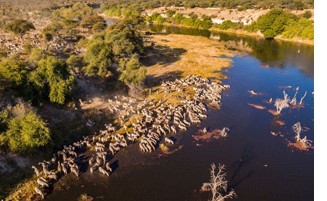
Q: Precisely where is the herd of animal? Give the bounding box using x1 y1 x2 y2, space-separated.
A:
31 75 229 199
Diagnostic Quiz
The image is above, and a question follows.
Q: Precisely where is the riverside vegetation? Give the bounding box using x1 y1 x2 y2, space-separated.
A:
101 0 313 41
0 0 313 200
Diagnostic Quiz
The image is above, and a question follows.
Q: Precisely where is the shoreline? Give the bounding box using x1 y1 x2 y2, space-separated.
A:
148 21 314 46
209 28 314 46
101 14 313 46
5 32 233 201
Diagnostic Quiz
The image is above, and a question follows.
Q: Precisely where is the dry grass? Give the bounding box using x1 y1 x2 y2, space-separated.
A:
144 34 232 105
146 34 232 79
5 176 38 201
147 34 233 105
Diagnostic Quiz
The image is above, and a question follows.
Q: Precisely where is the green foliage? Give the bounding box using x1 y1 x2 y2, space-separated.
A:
99 0 312 10
256 8 313 39
28 48 44 64
51 2 95 28
5 19 35 35
34 56 74 104
217 20 239 30
83 20 146 86
0 47 8 59
0 103 50 154
67 55 84 72
152 12 213 29
84 39 113 77
257 8 297 39
302 10 312 19
119 54 146 85
42 22 63 41
81 15 106 30
92 21 106 33
282 17 314 39
244 21 258 32
156 15 165 24
0 56 27 88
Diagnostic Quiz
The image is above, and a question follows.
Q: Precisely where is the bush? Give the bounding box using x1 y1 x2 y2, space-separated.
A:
81 15 106 29
0 102 51 154
302 11 312 19
219 20 239 30
32 56 74 104
257 8 297 39
5 19 35 35
282 17 314 39
0 56 27 88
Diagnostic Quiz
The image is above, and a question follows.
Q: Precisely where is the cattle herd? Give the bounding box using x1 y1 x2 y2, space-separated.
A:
32 75 230 199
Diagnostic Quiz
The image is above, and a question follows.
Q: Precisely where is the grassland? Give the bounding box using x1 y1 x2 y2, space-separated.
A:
143 33 233 105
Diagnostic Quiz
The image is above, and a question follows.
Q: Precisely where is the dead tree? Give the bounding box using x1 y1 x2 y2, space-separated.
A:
292 122 302 142
299 91 307 105
274 98 289 115
201 163 236 201
292 122 312 148
290 87 299 106
283 90 290 102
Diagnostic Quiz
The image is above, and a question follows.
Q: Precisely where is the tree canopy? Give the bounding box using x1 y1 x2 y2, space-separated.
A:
5 19 35 35
256 8 313 39
0 102 51 154
83 20 146 86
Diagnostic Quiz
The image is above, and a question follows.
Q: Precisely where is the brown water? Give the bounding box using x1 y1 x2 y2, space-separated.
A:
46 27 314 201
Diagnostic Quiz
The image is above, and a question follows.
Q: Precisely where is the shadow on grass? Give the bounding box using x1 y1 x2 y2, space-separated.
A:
141 44 186 67
145 70 183 88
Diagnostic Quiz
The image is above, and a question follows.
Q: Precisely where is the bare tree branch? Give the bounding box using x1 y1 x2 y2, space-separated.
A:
201 163 236 201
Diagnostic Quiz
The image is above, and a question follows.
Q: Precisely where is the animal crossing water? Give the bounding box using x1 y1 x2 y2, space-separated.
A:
46 27 314 201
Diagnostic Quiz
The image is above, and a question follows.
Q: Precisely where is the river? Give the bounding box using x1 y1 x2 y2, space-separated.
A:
46 25 314 201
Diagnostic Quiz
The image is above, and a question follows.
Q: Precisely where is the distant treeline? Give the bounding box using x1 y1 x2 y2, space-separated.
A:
214 9 314 40
101 0 313 10
147 11 213 30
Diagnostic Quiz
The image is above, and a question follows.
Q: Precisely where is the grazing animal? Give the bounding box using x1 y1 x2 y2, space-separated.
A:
34 187 45 199
105 162 112 172
31 166 40 176
37 178 49 188
99 167 110 176
165 137 174 145
57 162 62 173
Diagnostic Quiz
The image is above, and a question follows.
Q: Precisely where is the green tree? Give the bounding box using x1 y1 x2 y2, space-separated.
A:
302 11 312 19
28 48 44 64
5 19 35 36
2 103 50 153
257 9 297 39
119 54 146 85
81 15 106 29
92 21 106 33
33 56 74 104
282 17 313 39
156 15 165 24
84 39 113 77
0 56 27 88
67 55 84 74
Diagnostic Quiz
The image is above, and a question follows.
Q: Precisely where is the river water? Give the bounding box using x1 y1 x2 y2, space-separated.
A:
46 25 314 201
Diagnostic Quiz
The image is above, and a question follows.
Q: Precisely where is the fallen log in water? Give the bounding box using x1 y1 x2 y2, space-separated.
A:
248 103 266 110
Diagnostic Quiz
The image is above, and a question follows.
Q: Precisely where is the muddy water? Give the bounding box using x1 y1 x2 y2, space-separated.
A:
46 27 314 201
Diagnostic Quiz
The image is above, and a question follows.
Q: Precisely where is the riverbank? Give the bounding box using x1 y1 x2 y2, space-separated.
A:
148 22 314 46
5 31 234 201
143 33 232 105
209 28 314 46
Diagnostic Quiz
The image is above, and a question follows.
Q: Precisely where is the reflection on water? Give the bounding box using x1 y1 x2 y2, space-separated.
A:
148 25 314 78
46 25 314 201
